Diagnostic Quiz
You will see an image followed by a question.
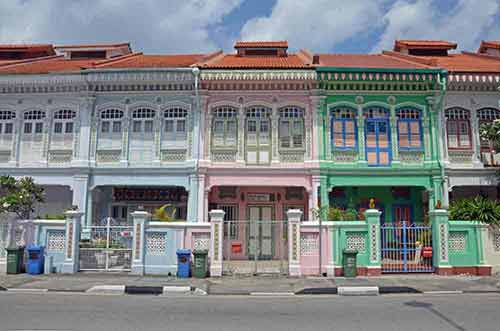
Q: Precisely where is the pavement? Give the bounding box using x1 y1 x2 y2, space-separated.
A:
1 272 500 295
1 292 500 330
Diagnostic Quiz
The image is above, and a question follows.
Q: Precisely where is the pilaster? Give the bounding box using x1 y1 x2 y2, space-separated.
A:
131 210 150 275
356 104 367 165
365 209 382 274
73 96 95 167
120 113 130 167
287 209 302 276
209 209 224 276
271 107 279 164
72 175 89 227
389 106 400 166
61 210 83 274
8 117 21 167
430 209 452 274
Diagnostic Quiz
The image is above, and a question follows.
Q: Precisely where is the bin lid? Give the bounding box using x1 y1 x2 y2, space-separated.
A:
193 250 208 255
27 245 43 252
343 249 358 254
176 249 192 255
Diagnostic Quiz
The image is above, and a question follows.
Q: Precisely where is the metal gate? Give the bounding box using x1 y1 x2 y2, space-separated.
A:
381 222 434 273
79 218 133 271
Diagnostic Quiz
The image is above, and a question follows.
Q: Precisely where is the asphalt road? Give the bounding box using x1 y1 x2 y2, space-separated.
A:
0 292 499 331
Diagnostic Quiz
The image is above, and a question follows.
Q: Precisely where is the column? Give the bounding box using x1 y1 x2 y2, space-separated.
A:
205 106 212 161
287 209 302 276
73 96 95 167
271 108 279 164
187 174 199 223
197 96 209 161
426 97 439 165
72 175 89 227
131 210 150 275
197 174 206 222
120 113 130 167
209 209 224 277
365 208 382 275
476 223 491 275
89 115 98 167
237 106 245 163
432 176 444 210
61 210 83 274
153 110 161 166
389 106 400 166
319 176 329 220
310 175 322 221
310 95 324 162
470 108 483 167
357 105 367 165
40 111 50 166
430 209 452 274
422 111 431 162
8 117 21 167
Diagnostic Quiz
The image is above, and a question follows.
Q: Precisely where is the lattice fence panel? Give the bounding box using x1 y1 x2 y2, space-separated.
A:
46 231 66 252
146 232 166 256
449 232 466 252
300 233 319 256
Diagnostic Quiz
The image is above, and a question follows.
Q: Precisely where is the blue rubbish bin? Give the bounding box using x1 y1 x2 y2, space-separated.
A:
176 249 191 278
27 245 45 275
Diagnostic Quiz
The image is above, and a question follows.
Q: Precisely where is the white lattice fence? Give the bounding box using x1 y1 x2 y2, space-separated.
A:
346 233 366 252
146 232 167 256
192 233 210 252
300 233 319 256
46 230 66 253
449 232 467 252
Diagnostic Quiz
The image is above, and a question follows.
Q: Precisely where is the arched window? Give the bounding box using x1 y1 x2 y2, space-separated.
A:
99 109 124 150
445 108 471 149
245 106 272 164
279 106 304 149
0 110 15 152
212 106 237 148
21 110 46 163
396 108 422 150
363 106 391 166
330 107 357 150
477 108 500 148
132 108 155 134
163 107 188 146
52 109 76 150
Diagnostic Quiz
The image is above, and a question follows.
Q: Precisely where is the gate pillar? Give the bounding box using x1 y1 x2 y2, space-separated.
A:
209 210 224 277
131 210 150 275
287 209 302 277
62 210 83 274
365 209 382 276
430 209 452 275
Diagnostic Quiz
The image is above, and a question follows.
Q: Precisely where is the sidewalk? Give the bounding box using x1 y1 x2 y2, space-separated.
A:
1 273 500 295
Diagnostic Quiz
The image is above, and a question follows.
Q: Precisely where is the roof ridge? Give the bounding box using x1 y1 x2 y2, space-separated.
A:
196 50 226 67
381 51 437 66
380 52 436 69
54 42 131 49
89 52 143 68
296 49 314 66
0 55 63 68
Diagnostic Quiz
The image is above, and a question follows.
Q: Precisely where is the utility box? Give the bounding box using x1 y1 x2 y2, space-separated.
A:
26 245 45 275
193 250 208 278
343 249 358 278
6 247 25 274
176 249 192 278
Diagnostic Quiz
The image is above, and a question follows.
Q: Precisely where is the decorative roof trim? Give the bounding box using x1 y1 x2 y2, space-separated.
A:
200 70 316 81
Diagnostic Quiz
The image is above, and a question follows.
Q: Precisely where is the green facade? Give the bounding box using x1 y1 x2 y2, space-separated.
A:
317 67 448 222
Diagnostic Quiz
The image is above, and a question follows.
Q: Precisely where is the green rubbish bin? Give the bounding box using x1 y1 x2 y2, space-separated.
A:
193 250 208 278
343 249 358 278
6 246 25 274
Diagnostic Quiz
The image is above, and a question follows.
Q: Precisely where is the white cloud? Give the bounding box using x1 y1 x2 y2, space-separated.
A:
0 0 243 53
239 0 385 52
372 0 499 52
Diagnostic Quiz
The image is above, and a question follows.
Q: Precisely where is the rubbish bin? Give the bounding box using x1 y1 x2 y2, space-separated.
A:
176 249 192 278
27 245 45 275
343 249 358 277
6 246 25 274
193 250 208 278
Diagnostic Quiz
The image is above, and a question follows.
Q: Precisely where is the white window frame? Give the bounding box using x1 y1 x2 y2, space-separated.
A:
279 107 304 150
162 107 188 148
51 109 76 150
0 110 15 151
98 108 124 150
212 106 238 149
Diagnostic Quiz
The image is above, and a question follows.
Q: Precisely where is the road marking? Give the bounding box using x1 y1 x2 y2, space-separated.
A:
250 292 295 296
423 290 463 295
6 288 49 293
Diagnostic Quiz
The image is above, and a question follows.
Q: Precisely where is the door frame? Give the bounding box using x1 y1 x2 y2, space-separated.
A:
365 118 392 166
246 205 275 260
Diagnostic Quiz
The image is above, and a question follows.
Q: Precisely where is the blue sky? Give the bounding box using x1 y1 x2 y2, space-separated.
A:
0 0 498 54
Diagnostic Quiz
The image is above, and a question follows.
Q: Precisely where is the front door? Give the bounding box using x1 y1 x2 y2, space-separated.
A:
247 206 273 260
365 119 391 166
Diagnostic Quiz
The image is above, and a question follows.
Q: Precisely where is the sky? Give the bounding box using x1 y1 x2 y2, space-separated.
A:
0 0 498 54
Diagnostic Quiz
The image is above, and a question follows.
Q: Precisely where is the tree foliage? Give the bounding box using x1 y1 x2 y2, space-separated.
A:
449 196 500 226
0 176 44 220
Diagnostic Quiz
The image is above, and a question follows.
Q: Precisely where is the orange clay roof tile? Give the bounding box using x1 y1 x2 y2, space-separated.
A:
394 40 457 51
199 53 310 69
94 54 206 69
316 54 433 69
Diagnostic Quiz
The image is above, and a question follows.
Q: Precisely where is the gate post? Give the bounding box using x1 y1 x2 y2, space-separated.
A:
365 209 382 276
62 210 83 274
287 209 302 277
430 209 452 275
131 210 150 275
209 210 224 277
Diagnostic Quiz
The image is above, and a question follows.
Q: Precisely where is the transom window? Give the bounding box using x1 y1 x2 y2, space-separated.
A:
397 108 422 150
0 111 15 135
53 110 76 134
132 108 155 133
212 106 237 148
279 107 304 149
100 109 124 134
163 107 188 143
364 107 389 119
23 110 46 134
246 106 271 118
446 107 471 149
331 107 357 150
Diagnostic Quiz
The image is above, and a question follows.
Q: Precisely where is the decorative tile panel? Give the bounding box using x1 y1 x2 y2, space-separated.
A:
448 232 467 252
146 232 166 256
161 149 187 162
333 150 357 163
279 151 304 163
370 224 378 262
97 150 121 163
212 151 237 162
46 231 65 252
192 233 210 251
448 150 473 163
49 150 72 164
399 151 424 164
300 233 319 256
439 223 449 262
346 233 366 252
493 233 500 252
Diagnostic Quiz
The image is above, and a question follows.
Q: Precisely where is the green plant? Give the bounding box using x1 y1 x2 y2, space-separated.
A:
0 176 44 220
343 208 358 221
328 207 344 221
480 120 500 151
449 196 500 226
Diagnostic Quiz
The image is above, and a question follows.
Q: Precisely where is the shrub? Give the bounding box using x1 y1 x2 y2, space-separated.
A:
449 196 500 226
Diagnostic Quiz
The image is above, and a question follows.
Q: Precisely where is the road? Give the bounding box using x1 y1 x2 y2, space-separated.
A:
0 292 499 331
